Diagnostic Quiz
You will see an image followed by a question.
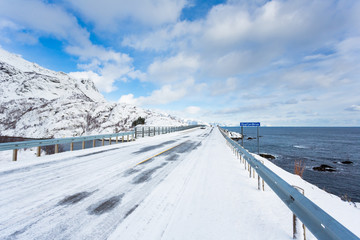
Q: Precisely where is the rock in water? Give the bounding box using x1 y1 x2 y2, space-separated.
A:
259 153 276 160
313 164 336 172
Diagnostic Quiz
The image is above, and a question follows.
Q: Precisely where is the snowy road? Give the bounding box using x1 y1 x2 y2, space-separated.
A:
0 127 216 239
1 127 359 240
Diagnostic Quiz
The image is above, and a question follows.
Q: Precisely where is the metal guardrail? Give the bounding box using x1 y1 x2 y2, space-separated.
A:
0 125 202 161
0 131 135 161
134 125 201 138
219 127 359 240
0 132 134 151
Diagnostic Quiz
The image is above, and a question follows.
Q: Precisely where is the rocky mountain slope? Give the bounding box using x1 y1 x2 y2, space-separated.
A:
0 48 186 138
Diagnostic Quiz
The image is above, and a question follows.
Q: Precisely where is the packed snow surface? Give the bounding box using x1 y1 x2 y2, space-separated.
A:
0 127 358 239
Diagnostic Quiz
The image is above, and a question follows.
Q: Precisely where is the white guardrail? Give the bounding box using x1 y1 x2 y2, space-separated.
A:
219 127 359 240
0 125 202 161
0 131 135 161
134 125 201 138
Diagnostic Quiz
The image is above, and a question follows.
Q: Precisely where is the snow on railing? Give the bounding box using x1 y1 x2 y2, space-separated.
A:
218 127 359 240
0 125 203 162
134 125 202 138
0 131 136 161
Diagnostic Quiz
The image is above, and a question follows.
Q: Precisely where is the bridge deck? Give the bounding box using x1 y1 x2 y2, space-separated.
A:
0 127 358 239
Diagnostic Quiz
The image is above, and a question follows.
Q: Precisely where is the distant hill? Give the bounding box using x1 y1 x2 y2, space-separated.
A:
0 48 188 138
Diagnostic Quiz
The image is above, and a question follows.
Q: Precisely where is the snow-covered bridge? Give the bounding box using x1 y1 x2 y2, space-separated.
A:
0 127 359 239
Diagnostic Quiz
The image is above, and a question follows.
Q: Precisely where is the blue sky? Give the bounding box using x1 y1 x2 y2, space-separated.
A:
0 0 360 126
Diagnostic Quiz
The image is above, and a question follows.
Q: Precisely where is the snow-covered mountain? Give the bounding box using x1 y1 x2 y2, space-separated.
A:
0 48 187 138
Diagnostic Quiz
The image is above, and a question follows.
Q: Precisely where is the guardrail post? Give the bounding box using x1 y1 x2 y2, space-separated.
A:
258 175 260 190
122 135 124 143
135 127 137 138
218 126 359 240
158 127 160 135
292 186 306 240
37 146 41 156
259 160 265 191
12 149 18 161
148 128 150 136
142 127 144 137
1 130 140 162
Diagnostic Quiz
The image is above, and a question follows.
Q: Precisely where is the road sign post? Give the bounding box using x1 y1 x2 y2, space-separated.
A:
240 122 261 154
241 126 244 146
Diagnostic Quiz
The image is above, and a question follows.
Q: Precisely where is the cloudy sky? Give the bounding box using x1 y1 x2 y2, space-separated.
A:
0 0 359 126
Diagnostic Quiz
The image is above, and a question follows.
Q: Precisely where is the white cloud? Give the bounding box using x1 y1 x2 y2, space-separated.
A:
63 0 187 31
142 84 188 105
0 0 89 45
211 77 238 96
1 0 359 126
118 94 139 105
0 0 145 92
122 20 201 51
0 19 19 30
147 53 199 83
301 96 318 102
126 0 357 79
345 105 360 112
66 45 143 93
303 54 331 61
118 78 199 106
185 106 201 115
284 99 298 105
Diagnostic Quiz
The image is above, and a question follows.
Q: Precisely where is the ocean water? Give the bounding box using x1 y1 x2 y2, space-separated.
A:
223 127 360 203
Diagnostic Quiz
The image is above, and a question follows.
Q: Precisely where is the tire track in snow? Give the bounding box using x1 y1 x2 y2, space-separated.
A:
0 128 210 239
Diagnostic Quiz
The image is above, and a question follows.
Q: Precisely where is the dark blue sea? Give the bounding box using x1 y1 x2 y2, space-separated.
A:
223 127 360 203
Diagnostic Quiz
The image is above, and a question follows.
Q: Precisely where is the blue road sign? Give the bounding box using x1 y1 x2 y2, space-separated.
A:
240 122 260 127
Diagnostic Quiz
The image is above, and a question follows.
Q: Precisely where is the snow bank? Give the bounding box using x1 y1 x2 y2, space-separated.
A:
252 153 360 236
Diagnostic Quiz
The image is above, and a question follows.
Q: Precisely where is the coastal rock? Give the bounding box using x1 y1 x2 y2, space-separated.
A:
341 161 353 164
313 164 336 172
259 153 276 160
224 130 243 140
